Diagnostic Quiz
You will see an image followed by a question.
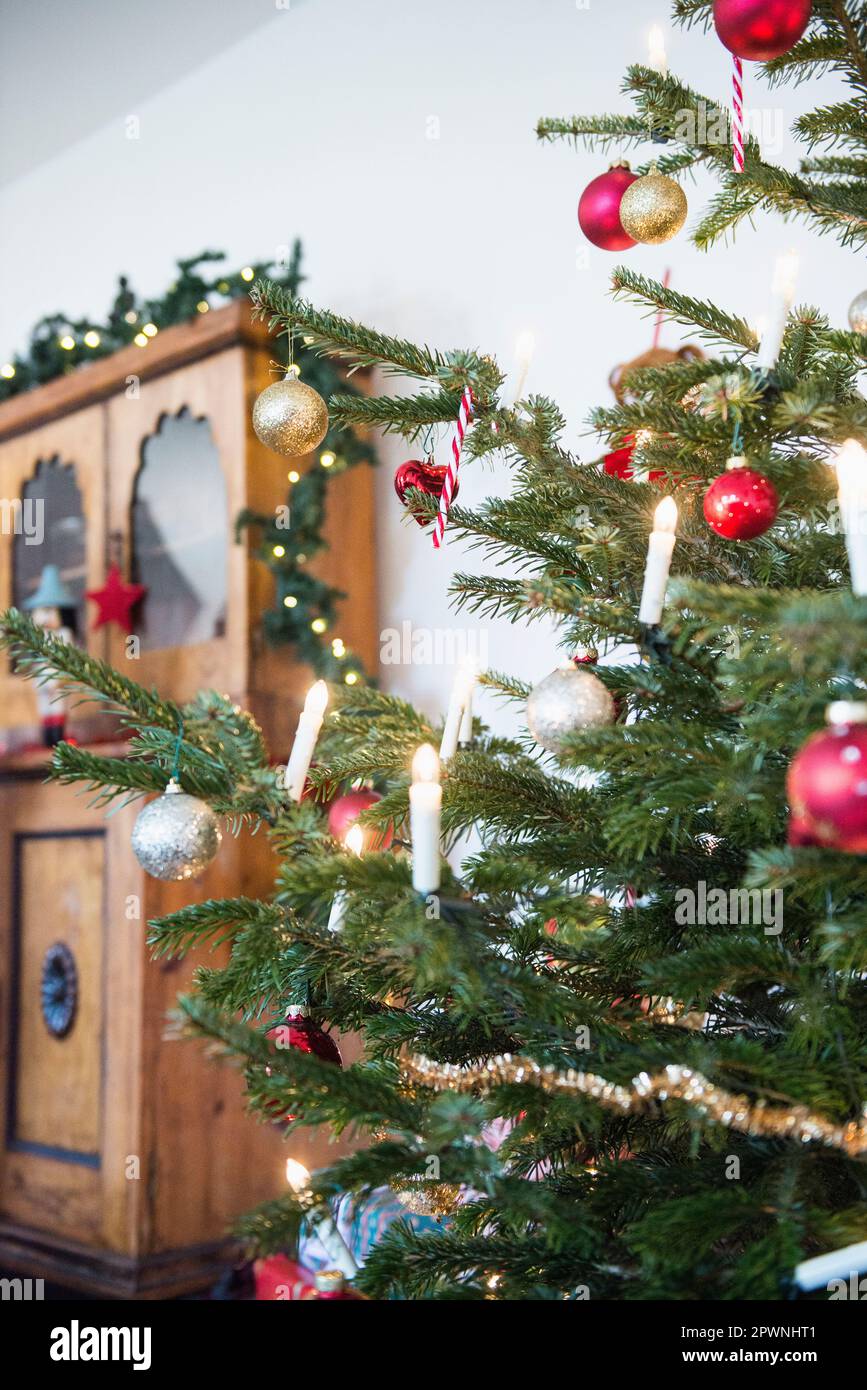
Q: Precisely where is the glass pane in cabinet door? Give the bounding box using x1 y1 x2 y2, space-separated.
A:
131 410 228 651
13 457 87 637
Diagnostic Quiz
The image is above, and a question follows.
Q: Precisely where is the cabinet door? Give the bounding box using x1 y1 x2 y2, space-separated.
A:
0 406 106 731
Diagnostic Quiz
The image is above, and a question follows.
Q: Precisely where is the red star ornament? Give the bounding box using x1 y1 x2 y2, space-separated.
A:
86 564 147 633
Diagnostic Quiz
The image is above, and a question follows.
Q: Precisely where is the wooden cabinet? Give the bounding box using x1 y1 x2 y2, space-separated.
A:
0 304 375 1296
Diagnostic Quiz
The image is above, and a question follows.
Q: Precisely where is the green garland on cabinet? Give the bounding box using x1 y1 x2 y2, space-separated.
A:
0 241 378 683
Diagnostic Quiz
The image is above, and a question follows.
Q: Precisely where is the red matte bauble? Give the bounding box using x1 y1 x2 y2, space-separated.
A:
703 466 778 540
713 0 812 62
394 459 457 526
578 165 638 252
327 788 393 849
787 721 867 853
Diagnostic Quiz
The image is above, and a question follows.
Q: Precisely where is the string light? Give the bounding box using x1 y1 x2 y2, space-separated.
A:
272 544 286 558
283 595 298 609
344 670 359 685
142 322 158 338
331 638 346 657
240 266 255 282
134 332 148 347
59 335 75 351
83 330 101 348
196 300 210 314
288 469 300 483
1 364 15 379
124 310 138 324
320 451 336 468
311 617 327 634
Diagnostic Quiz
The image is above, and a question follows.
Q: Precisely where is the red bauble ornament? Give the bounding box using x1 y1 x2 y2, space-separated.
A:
394 458 457 526
713 0 812 62
787 704 867 853
327 788 393 850
86 563 147 633
603 435 665 483
264 1009 343 1123
578 164 638 252
703 456 778 540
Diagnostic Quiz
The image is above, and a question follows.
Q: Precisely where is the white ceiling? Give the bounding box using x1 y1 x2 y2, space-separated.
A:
0 0 290 185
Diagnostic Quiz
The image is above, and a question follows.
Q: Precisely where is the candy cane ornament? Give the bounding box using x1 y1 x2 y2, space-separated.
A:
732 56 744 173
432 385 473 549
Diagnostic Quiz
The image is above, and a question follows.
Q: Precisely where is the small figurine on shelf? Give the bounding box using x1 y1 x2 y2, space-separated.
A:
23 564 76 746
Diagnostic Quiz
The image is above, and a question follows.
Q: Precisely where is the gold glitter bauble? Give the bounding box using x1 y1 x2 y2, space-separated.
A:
252 372 329 456
526 666 615 754
395 1181 462 1218
131 778 221 881
619 172 687 246
848 289 867 335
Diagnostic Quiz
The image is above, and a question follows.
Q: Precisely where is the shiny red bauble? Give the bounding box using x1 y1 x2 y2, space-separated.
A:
394 459 457 526
603 435 665 483
264 1010 343 1122
787 712 867 853
713 0 812 62
327 788 393 849
703 461 778 540
578 165 638 252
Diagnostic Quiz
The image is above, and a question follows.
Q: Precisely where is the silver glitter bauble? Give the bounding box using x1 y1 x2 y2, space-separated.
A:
252 371 329 457
526 666 615 754
848 289 867 335
131 778 221 881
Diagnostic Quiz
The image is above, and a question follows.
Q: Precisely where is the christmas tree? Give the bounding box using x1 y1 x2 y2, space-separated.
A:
4 0 867 1300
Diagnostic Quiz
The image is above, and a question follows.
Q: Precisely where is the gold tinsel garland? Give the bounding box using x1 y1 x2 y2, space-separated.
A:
402 1053 867 1159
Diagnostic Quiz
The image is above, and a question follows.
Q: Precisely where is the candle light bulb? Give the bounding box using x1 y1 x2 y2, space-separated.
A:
305 680 329 718
654 496 678 533
345 824 364 857
773 249 799 298
834 438 867 497
413 743 440 783
647 23 667 74
285 1158 311 1192
515 330 536 361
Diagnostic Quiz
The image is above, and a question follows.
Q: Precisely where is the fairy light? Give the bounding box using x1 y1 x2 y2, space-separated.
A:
134 333 148 347
320 451 336 468
331 638 346 658
283 595 298 608
124 310 138 324
59 335 75 351
240 266 255 282
83 331 101 348
311 617 327 634
196 300 210 314
288 469 300 483
142 322 158 338
344 670 359 686
1 364 15 379
272 544 286 558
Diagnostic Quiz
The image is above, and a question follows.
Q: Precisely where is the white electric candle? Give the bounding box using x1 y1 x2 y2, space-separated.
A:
409 743 442 895
647 23 667 76
638 496 678 625
505 330 536 410
459 666 477 746
834 438 867 595
284 680 328 801
439 663 476 760
794 1238 867 1293
285 1158 357 1278
327 824 364 933
755 250 799 372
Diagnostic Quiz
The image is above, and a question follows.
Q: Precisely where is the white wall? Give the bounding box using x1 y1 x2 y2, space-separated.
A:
0 0 856 737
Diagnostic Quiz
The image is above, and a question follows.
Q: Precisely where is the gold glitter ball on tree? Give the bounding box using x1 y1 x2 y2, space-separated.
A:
131 778 222 881
619 171 687 246
252 369 329 457
395 1180 462 1218
848 289 867 335
526 666 615 754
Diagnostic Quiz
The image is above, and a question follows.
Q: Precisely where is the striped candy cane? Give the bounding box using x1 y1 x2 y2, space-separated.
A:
432 385 473 550
732 56 744 173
